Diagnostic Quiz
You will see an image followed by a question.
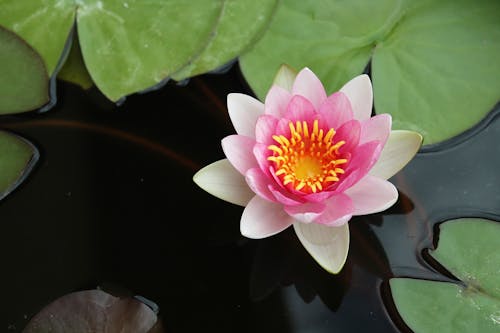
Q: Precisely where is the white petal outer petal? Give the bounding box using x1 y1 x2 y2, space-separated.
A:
272 64 298 92
241 196 295 239
369 130 423 180
340 74 373 121
193 159 254 207
293 222 350 274
227 93 264 138
345 175 398 215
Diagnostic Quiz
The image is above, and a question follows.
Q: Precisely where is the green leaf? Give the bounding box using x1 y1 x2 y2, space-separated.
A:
239 0 403 99
171 0 279 81
239 0 500 145
0 130 39 200
0 0 77 75
372 0 500 144
1 0 277 102
0 26 49 114
76 0 224 101
57 36 93 90
390 218 500 333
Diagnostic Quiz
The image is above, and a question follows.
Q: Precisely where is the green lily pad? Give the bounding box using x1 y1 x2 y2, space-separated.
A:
239 0 500 145
171 0 279 81
57 36 93 90
0 0 76 76
0 130 39 200
76 0 224 101
390 218 500 333
0 25 49 114
1 0 277 102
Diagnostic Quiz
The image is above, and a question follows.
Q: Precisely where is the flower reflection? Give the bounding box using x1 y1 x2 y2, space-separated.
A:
194 65 422 273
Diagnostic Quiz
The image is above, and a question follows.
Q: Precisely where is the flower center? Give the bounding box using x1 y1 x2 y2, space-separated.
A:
267 119 348 194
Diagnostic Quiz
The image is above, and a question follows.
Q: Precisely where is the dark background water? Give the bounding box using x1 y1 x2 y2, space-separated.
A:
0 64 498 332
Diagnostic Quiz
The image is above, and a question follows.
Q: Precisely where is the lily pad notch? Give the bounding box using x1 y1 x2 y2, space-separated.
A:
389 218 500 333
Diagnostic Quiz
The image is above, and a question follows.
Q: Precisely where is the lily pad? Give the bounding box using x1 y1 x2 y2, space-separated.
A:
239 0 500 145
1 0 277 102
76 0 223 101
390 218 500 333
0 0 76 76
0 130 39 200
171 0 279 81
0 25 49 114
23 289 161 333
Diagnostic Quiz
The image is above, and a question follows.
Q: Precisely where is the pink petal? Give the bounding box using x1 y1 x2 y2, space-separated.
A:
240 196 295 239
221 135 257 175
340 74 373 121
336 141 382 193
255 115 279 145
345 175 398 215
360 114 391 146
334 119 361 153
227 93 264 138
292 68 327 110
245 168 276 202
313 193 353 226
264 85 292 117
269 185 304 206
274 117 293 137
253 142 272 175
283 95 317 121
284 201 326 223
304 191 335 203
319 92 354 130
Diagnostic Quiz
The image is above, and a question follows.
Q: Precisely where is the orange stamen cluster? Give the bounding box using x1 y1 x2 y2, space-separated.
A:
267 119 348 193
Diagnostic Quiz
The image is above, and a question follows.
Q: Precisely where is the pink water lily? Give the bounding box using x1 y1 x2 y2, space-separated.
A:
194 66 422 273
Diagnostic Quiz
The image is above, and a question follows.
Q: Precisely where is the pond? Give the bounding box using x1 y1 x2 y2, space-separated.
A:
0 62 498 332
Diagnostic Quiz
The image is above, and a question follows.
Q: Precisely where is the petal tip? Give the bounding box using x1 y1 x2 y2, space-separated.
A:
293 222 350 274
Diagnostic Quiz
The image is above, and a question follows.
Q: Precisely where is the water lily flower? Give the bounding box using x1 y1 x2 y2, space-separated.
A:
194 65 422 273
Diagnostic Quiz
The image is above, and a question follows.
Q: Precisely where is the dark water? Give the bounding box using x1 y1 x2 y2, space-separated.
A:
0 64 498 332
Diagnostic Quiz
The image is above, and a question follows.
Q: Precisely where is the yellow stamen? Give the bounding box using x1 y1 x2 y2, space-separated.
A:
267 119 349 194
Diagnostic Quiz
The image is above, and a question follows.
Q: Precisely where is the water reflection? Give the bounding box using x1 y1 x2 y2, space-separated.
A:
373 106 500 280
0 66 498 332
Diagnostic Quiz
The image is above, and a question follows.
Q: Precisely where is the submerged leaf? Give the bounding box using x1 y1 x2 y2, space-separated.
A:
390 218 500 333
0 26 49 114
240 0 500 145
23 289 160 333
0 130 39 200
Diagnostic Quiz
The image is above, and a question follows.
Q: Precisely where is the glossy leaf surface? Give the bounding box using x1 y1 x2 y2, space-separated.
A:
390 218 500 333
0 130 39 200
0 26 49 114
239 0 500 145
0 0 277 101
